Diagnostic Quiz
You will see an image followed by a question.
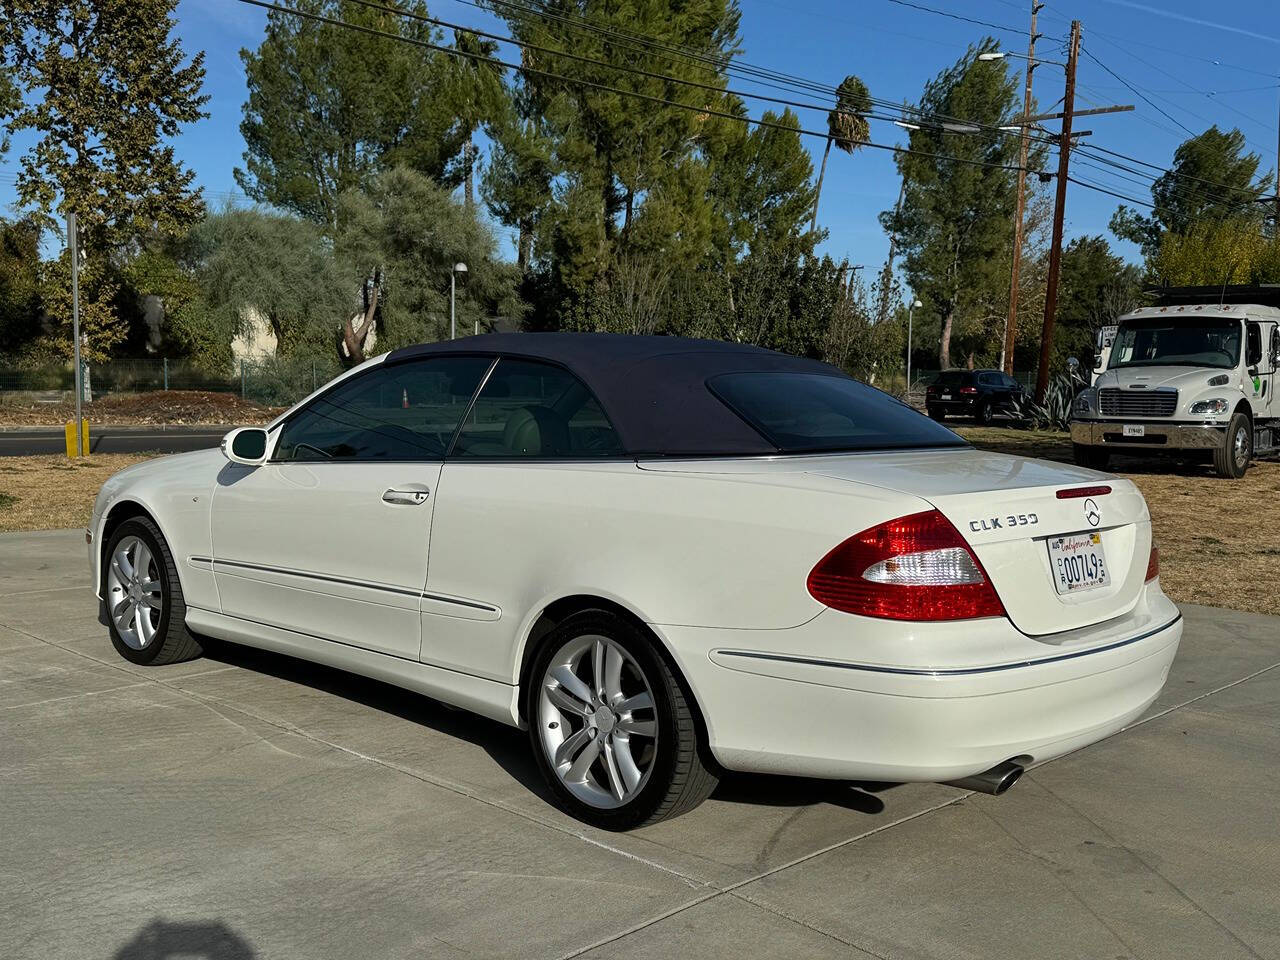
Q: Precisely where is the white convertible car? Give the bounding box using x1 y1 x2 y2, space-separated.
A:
89 334 1181 829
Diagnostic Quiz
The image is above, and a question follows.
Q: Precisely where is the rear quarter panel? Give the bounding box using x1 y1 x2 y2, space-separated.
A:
423 460 926 683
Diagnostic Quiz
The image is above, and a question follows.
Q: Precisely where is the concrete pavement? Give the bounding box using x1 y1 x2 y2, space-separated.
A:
1 529 1278 959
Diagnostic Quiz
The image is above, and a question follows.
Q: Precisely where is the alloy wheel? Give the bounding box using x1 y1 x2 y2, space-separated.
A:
105 535 164 650
1234 424 1250 469
537 634 659 809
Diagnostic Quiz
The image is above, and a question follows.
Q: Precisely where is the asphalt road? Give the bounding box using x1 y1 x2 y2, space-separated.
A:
3 529 1279 959
0 426 228 456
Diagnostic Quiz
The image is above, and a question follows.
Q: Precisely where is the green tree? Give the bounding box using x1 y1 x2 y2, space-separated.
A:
0 0 207 251
880 41 1028 369
0 66 19 157
1110 126 1273 259
236 0 471 229
1055 235 1142 370
337 167 522 354
193 208 351 361
0 216 43 356
810 75 871 235
482 74 556 273
1150 219 1280 286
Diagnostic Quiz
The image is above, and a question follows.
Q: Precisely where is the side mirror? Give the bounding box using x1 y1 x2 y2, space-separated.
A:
221 427 270 466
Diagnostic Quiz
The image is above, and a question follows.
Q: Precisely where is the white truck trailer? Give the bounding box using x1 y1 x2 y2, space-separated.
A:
1070 285 1280 478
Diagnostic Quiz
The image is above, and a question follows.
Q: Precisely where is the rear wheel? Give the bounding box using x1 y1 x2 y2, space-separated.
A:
974 399 994 425
1073 443 1110 470
527 611 717 830
928 406 945 422
1213 412 1251 478
103 517 203 665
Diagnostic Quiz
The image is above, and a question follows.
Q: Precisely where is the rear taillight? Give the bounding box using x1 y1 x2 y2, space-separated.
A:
959 386 978 395
807 510 1007 621
1145 542 1159 582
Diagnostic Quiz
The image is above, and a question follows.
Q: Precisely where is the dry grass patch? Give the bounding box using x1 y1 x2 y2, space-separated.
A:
958 427 1280 615
0 390 279 426
0 453 160 533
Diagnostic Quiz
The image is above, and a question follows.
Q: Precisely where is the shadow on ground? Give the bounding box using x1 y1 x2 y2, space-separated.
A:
114 919 255 960
200 638 895 819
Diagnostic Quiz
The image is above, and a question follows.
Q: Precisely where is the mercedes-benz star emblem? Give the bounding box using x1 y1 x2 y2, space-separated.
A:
1083 498 1101 528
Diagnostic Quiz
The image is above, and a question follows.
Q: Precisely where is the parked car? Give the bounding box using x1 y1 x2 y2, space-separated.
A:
88 334 1180 829
926 369 1026 424
1072 284 1280 478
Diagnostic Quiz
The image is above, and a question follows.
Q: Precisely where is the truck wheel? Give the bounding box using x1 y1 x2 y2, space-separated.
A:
1073 443 1109 470
1213 412 1251 479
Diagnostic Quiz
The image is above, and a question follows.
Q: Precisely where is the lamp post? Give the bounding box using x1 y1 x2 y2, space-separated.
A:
906 298 922 399
450 262 468 339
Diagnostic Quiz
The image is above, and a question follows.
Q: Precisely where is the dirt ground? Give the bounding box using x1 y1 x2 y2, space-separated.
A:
3 429 1276 614
0 390 279 426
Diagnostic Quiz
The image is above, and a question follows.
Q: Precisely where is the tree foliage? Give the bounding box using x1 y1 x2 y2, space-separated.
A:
1110 126 1273 259
1055 235 1142 370
0 0 208 250
1150 219 1280 287
236 0 469 228
337 167 523 350
0 216 43 356
811 74 871 234
192 208 350 361
880 40 1036 369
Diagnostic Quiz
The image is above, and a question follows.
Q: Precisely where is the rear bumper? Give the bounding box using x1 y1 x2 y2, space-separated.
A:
1071 419 1224 451
658 586 1181 782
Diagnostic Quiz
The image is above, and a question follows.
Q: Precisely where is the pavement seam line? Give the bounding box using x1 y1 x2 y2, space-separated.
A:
1120 660 1280 731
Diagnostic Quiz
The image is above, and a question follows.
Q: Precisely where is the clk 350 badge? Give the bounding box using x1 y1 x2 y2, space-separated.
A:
969 513 1038 532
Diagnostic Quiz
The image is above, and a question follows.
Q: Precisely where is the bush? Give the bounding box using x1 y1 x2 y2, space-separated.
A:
1014 374 1079 431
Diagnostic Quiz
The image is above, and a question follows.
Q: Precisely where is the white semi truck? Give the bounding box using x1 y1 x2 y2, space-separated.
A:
1070 285 1280 479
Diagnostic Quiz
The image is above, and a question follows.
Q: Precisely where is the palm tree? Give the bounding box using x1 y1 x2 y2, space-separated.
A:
810 75 872 235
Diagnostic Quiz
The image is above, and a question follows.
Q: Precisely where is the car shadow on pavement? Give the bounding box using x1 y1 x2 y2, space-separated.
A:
113 919 256 959
199 638 900 818
199 638 552 801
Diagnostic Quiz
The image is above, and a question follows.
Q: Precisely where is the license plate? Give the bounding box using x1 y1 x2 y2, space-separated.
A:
1047 532 1110 595
1123 424 1144 437
941 393 952 400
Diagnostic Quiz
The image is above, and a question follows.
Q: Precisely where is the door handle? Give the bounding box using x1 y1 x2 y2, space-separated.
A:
382 487 430 505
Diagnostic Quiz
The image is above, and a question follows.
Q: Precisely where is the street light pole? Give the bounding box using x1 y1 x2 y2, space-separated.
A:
450 262 468 340
69 211 83 457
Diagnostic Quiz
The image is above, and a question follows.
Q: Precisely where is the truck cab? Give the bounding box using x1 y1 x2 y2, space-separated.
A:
1070 285 1280 478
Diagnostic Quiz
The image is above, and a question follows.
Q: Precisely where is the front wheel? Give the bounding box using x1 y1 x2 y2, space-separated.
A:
1213 412 1251 478
103 517 203 665
527 611 717 830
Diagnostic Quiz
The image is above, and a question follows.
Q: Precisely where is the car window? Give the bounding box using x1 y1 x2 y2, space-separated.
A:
275 356 493 462
977 373 996 386
709 372 968 453
451 358 624 458
935 371 970 387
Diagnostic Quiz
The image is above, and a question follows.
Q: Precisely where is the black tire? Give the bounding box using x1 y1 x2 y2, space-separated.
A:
1073 443 1110 470
974 399 994 425
102 517 203 665
1213 411 1251 479
526 611 717 830
928 406 945 422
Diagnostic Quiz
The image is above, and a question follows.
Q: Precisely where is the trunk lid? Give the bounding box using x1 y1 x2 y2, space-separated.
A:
808 448 1151 635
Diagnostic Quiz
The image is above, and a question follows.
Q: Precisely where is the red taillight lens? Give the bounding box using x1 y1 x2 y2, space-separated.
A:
1145 543 1159 582
1056 485 1111 499
959 386 978 395
807 510 1007 621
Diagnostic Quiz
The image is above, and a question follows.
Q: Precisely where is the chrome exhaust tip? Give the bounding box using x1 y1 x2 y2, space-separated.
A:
944 759 1025 796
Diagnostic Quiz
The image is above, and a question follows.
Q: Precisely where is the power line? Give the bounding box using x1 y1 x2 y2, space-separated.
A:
1080 46 1195 137
236 0 1037 176
879 0 1043 39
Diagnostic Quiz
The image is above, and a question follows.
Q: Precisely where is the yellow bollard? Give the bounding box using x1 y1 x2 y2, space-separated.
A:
64 419 89 458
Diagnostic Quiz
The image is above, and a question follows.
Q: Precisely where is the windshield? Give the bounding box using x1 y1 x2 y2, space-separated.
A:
708 372 969 453
1108 317 1241 370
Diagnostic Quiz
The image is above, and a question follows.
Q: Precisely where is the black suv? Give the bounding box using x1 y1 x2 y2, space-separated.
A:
925 369 1025 424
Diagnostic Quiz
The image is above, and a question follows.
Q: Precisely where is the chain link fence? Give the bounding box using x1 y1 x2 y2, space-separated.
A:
0 355 346 407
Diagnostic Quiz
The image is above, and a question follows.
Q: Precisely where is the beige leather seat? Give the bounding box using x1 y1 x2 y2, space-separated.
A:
503 406 570 456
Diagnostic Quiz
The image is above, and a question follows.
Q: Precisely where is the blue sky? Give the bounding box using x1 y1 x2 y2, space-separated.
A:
2 0 1277 274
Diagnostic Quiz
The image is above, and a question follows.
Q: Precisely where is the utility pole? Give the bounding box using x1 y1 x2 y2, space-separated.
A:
1274 89 1279 231
1001 0 1042 375
1034 18 1081 403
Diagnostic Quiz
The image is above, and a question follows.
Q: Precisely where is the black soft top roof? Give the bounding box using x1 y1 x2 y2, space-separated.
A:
385 332 848 456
